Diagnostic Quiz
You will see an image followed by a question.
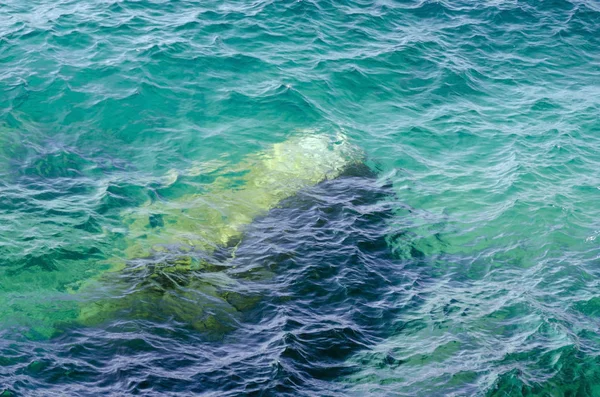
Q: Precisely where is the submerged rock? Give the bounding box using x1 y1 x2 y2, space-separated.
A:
77 133 363 334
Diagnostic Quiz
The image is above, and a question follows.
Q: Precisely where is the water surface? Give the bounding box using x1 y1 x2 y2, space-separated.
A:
1 0 599 395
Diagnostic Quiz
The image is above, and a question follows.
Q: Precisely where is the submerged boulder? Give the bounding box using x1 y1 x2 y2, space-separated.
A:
77 133 363 334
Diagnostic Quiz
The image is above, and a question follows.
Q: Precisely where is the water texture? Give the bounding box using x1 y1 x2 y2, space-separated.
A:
1 0 599 395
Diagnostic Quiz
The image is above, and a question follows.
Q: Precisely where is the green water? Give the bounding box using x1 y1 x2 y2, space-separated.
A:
0 0 599 395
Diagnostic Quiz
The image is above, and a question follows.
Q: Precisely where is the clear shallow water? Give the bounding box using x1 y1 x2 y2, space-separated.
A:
1 0 599 395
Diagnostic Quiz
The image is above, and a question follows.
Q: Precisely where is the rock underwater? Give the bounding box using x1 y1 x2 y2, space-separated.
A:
76 133 364 335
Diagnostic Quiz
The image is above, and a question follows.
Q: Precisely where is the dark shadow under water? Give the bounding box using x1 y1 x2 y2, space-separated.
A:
0 163 429 396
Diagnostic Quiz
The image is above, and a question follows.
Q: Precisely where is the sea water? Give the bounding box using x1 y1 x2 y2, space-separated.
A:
0 0 599 395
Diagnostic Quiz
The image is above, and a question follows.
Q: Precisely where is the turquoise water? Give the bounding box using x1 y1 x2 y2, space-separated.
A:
1 0 599 395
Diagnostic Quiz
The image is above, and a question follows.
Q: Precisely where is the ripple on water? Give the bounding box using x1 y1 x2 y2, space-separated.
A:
1 0 600 395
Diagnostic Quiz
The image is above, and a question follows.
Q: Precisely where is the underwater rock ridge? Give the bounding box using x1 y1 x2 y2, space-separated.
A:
77 133 366 334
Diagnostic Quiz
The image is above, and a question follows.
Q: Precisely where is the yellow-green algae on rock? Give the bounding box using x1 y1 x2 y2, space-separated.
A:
78 133 362 332
122 132 359 258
